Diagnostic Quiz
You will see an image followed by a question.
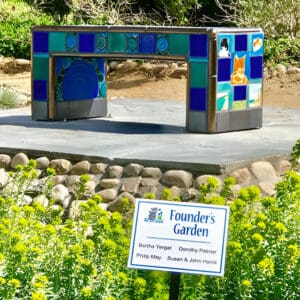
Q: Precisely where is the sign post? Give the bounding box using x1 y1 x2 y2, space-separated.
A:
128 199 230 298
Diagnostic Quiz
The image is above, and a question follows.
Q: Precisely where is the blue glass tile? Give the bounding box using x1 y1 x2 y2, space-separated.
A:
66 33 78 52
139 34 156 53
33 32 49 53
217 58 231 82
126 33 139 54
234 85 247 101
218 34 234 57
235 35 248 52
189 34 208 58
250 33 264 55
190 88 206 111
95 33 108 53
49 32 66 52
79 33 95 53
33 80 47 101
156 35 169 54
250 56 263 79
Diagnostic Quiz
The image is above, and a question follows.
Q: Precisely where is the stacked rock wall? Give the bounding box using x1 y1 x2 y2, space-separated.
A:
0 152 293 217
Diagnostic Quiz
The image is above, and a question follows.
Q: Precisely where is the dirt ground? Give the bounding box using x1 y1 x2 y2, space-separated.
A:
0 66 299 109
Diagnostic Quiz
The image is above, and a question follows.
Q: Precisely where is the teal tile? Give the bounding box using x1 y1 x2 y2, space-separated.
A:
108 33 126 52
49 32 66 52
169 34 189 56
190 62 208 88
33 55 49 80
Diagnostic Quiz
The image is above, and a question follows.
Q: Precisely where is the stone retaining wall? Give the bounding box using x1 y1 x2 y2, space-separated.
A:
0 152 293 217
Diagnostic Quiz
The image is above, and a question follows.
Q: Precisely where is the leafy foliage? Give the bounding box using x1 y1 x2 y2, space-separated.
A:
0 0 55 59
264 38 300 66
0 141 299 299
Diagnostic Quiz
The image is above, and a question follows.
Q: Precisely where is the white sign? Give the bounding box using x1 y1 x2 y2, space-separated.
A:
128 199 230 276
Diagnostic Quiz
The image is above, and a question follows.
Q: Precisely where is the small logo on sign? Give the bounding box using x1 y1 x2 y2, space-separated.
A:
144 208 163 223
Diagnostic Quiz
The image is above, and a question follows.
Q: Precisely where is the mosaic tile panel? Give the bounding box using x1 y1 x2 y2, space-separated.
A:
79 33 95 53
95 33 108 53
33 32 49 53
66 33 78 52
139 34 157 54
190 62 208 88
235 34 248 52
126 33 139 54
108 33 126 53
216 32 264 111
49 32 66 52
156 35 169 55
190 87 207 111
33 80 47 101
168 34 189 56
55 57 105 101
189 34 208 58
33 55 49 80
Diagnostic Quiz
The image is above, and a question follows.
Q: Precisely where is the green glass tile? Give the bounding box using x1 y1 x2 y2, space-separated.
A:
33 56 49 80
108 33 126 53
168 34 189 56
190 62 208 88
49 32 66 52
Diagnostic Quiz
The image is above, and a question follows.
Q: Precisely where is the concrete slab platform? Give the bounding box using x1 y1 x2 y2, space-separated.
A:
0 99 299 175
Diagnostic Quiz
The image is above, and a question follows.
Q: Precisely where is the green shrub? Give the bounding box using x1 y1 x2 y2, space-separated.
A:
0 0 55 59
0 87 19 109
265 38 300 67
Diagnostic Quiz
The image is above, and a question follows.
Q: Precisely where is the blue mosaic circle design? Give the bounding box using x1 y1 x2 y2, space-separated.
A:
66 34 77 49
96 36 106 49
157 37 168 52
62 60 98 100
127 37 138 50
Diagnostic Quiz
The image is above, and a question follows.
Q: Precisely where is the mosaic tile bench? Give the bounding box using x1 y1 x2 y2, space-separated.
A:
31 26 264 133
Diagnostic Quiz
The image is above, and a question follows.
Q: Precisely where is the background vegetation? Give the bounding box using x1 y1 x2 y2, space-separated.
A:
0 0 299 65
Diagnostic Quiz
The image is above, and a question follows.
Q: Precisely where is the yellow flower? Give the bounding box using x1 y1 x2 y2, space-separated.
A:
257 257 274 276
12 242 28 254
44 224 56 235
103 271 113 281
23 205 35 214
117 272 128 285
134 277 147 294
272 222 287 235
81 287 92 297
1 218 11 226
0 252 5 261
287 244 300 258
0 277 6 284
251 233 264 244
18 217 28 227
240 222 252 231
11 232 22 243
8 278 21 288
102 239 117 251
256 213 267 221
257 221 266 230
111 211 123 223
241 279 252 288
11 205 21 213
227 241 242 253
31 292 46 300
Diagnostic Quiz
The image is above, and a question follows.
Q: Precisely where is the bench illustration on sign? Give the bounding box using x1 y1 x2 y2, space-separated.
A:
31 26 264 133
